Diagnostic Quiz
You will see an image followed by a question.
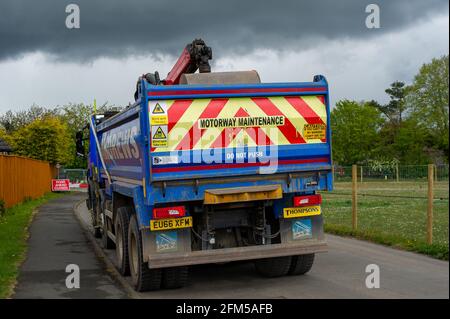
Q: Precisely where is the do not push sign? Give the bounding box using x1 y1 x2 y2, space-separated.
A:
52 179 70 192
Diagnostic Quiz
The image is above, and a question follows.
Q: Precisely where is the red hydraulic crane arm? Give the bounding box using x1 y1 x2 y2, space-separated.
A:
133 39 212 100
164 39 212 85
164 47 192 85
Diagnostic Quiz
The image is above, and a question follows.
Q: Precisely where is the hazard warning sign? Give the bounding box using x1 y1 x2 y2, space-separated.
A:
152 103 165 114
149 102 168 125
151 125 168 147
153 126 166 139
303 124 326 140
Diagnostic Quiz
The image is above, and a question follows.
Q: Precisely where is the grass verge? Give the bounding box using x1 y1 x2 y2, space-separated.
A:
322 181 449 261
325 224 448 260
0 192 64 298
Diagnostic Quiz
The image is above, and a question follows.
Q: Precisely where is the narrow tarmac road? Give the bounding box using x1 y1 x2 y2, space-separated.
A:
13 193 127 299
74 199 449 299
12 194 449 299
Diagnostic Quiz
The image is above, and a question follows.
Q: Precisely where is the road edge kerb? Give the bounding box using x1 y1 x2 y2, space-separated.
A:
72 199 141 299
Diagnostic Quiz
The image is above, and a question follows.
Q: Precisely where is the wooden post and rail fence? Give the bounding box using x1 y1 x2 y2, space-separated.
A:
0 155 57 209
350 163 435 244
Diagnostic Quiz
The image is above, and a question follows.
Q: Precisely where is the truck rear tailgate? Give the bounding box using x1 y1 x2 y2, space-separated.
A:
147 81 331 182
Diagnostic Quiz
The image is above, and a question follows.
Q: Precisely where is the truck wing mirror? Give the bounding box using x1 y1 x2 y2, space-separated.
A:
75 131 85 157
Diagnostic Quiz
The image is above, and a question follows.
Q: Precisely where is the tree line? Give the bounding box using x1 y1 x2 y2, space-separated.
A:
0 103 121 168
0 55 448 167
331 55 448 166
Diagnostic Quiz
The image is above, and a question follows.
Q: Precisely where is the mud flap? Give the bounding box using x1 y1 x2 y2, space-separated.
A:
280 215 324 244
142 228 192 263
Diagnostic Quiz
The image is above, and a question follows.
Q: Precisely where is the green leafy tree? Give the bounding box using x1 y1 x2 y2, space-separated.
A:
373 116 430 164
0 105 57 133
407 55 449 161
59 103 94 133
8 116 72 164
59 102 122 168
394 118 431 164
370 82 409 126
331 100 384 165
0 127 7 139
384 81 409 124
0 127 11 149
58 103 94 168
0 102 123 168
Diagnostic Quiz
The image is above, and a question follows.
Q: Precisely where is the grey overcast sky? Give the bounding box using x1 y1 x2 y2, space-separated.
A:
0 0 448 112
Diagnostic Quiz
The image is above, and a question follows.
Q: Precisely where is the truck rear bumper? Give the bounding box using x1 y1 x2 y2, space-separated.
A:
147 239 327 269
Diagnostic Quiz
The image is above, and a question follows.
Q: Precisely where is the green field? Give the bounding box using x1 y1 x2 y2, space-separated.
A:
321 181 449 260
0 193 64 298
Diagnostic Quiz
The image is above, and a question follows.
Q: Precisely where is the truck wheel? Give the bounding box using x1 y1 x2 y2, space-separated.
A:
94 227 102 238
114 207 132 276
254 256 292 277
101 214 115 249
162 267 189 289
91 196 102 238
288 254 315 275
128 215 162 291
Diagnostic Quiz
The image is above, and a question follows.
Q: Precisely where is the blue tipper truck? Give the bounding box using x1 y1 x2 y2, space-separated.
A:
79 40 333 291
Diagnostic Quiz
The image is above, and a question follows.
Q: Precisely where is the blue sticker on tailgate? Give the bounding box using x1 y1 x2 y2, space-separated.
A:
156 231 178 252
292 218 312 240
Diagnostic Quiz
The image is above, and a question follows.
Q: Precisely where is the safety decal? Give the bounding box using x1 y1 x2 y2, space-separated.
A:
152 155 179 165
151 125 168 147
155 231 178 252
198 116 285 129
149 101 168 125
303 123 326 140
152 103 165 114
149 95 327 152
292 218 313 240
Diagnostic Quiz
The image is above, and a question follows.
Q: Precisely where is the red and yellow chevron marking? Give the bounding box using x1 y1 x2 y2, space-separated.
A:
149 95 327 152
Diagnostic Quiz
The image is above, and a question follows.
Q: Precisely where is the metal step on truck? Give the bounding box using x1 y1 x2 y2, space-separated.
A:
76 39 333 292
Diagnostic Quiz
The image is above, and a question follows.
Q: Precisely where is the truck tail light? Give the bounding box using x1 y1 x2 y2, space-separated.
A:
153 206 186 219
293 194 322 207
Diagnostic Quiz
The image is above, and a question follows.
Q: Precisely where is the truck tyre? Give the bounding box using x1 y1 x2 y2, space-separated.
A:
92 195 101 238
94 227 102 238
115 207 132 276
101 214 115 249
162 267 189 289
128 215 162 291
288 254 315 275
254 256 292 277
90 192 102 238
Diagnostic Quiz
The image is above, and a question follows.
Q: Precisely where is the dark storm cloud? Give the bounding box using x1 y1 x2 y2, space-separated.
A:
0 0 448 61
